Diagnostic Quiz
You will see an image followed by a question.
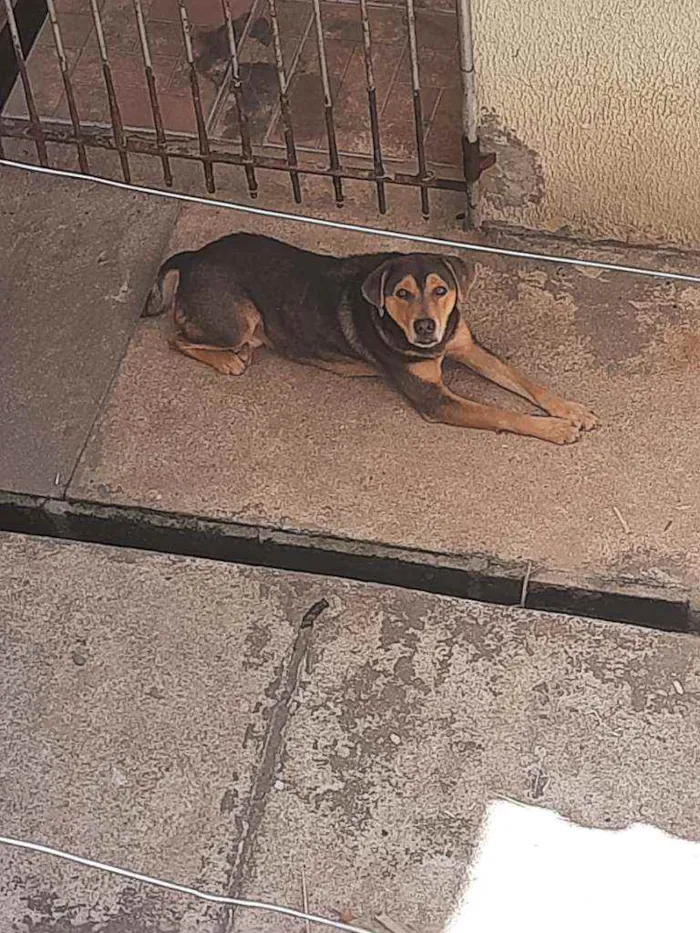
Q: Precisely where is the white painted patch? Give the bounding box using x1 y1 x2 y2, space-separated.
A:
446 799 700 932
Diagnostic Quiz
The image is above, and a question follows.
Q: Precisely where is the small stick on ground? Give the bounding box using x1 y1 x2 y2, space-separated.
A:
520 561 532 608
612 506 631 534
301 864 310 933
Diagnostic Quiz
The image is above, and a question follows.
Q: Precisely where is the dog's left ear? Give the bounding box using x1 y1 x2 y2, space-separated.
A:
361 259 394 317
441 255 475 308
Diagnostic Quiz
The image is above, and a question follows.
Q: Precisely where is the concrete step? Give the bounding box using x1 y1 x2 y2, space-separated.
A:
66 198 700 619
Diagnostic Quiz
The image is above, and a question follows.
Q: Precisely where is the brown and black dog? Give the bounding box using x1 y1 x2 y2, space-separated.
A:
143 233 597 444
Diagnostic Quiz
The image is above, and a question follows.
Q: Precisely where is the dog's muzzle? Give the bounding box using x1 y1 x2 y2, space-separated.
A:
413 317 439 346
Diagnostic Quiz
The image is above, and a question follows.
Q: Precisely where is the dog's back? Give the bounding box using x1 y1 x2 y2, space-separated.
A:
147 233 397 362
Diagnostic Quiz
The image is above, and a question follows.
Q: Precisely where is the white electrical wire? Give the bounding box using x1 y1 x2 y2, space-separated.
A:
0 834 374 933
2 157 700 284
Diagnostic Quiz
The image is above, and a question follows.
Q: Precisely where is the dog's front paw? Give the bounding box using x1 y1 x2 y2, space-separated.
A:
541 417 581 445
550 400 597 431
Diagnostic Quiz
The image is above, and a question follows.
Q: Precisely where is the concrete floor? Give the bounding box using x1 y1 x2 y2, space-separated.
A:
2 531 700 932
67 201 700 606
0 164 178 497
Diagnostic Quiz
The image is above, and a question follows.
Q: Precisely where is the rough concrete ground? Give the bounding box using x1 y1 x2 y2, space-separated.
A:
0 531 319 931
2 532 700 932
0 164 179 497
69 199 700 602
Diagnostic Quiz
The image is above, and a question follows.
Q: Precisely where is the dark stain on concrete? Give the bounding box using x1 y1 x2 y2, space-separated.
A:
313 771 375 830
194 14 272 87
220 783 239 814
219 63 280 141
379 604 425 652
195 25 232 85
529 765 551 800
194 15 270 85
415 810 475 857
544 266 686 371
479 109 545 212
660 327 700 373
17 883 192 931
242 618 274 671
564 631 692 715
443 616 509 666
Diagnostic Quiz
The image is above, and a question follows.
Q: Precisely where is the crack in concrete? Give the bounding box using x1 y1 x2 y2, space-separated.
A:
219 599 328 933
0 492 696 634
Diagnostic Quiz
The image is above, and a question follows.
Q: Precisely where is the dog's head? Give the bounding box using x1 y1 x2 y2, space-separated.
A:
361 253 474 348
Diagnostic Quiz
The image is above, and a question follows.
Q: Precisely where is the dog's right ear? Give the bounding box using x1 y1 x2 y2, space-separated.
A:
361 259 394 316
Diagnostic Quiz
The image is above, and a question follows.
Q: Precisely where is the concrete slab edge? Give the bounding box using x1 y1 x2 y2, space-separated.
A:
0 489 696 635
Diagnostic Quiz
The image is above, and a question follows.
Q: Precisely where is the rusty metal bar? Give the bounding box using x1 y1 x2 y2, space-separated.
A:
456 0 485 227
87 0 131 183
455 0 496 229
44 0 89 173
358 0 386 213
310 0 343 207
404 0 430 218
266 0 301 202
221 0 257 198
1 114 476 193
176 0 214 192
133 0 173 186
1 0 48 165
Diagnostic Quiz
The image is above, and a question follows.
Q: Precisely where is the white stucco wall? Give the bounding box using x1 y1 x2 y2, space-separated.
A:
473 0 700 248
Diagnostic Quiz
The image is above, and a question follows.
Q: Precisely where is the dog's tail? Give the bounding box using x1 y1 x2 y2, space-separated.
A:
141 250 195 318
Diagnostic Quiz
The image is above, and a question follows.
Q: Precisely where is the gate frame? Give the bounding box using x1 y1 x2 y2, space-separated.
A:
0 0 495 224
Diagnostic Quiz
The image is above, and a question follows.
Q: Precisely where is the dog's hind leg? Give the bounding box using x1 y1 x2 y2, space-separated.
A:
172 297 266 376
170 338 250 375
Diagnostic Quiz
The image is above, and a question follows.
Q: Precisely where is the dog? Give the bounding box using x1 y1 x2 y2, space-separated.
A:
143 233 597 444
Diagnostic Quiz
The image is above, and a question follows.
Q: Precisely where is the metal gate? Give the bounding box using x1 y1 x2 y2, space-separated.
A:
0 0 494 222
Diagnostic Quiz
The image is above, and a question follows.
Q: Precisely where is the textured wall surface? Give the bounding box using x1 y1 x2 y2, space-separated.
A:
473 0 700 248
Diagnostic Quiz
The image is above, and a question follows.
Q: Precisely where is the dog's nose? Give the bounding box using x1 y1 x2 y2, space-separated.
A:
414 318 436 338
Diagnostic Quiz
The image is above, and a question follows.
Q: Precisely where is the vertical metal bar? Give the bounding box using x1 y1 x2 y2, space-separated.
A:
133 0 173 186
456 0 478 227
176 0 214 192
1 0 48 165
88 0 131 183
45 0 89 173
404 0 429 218
266 0 301 203
310 0 343 207
358 0 386 214
221 0 257 198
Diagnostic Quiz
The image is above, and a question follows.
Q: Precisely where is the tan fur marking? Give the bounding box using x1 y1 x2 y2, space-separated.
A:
385 274 456 345
384 275 420 341
407 357 444 384
423 272 456 339
171 337 249 376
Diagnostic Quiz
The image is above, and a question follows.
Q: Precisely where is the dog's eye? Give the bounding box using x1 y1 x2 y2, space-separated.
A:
396 288 412 300
434 286 448 297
